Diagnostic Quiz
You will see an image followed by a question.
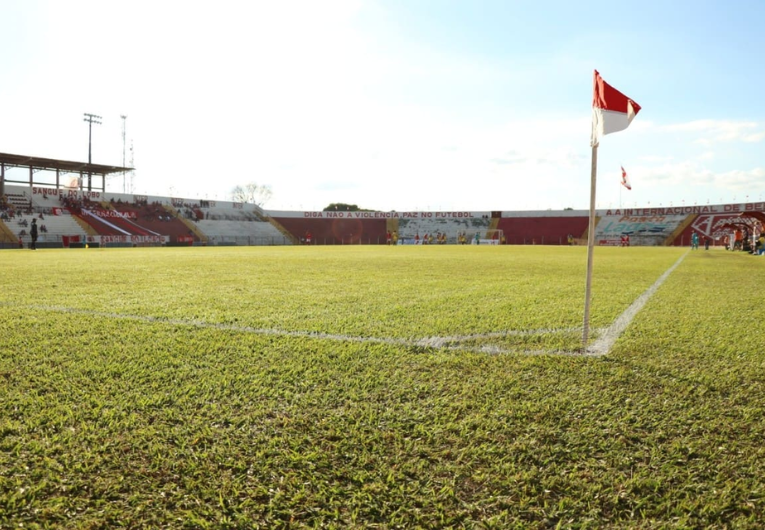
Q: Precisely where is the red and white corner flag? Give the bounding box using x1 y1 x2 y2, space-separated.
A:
591 70 641 147
620 166 632 190
583 71 641 348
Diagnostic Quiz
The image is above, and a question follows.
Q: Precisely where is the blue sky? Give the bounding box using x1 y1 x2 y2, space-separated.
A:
1 0 763 211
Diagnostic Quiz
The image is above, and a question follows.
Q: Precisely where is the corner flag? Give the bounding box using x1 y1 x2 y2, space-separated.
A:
583 71 641 350
591 70 641 148
621 166 632 190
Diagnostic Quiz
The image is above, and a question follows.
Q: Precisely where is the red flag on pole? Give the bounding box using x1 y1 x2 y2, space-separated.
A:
620 166 632 190
591 70 641 147
583 71 641 350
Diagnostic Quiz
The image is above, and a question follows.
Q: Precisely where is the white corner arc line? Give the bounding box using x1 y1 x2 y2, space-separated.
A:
2 302 592 356
586 251 689 357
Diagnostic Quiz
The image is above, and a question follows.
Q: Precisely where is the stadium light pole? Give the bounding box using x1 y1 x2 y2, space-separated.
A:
84 113 102 191
121 115 127 194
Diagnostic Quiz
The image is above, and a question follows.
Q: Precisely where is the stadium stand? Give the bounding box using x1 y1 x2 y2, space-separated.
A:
397 216 491 244
271 214 387 245
497 214 589 245
3 182 764 248
592 210 693 246
191 201 290 245
195 219 292 246
672 210 765 247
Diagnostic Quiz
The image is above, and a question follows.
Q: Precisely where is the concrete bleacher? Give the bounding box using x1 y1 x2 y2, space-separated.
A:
185 200 288 245
5 212 87 248
197 202 262 222
593 210 693 246
195 219 290 245
396 216 492 243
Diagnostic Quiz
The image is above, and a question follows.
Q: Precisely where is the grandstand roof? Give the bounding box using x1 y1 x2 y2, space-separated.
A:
0 152 133 175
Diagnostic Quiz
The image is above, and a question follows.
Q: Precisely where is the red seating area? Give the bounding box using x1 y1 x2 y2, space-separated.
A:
275 217 388 245
496 216 589 245
112 203 198 243
64 197 196 243
59 196 139 236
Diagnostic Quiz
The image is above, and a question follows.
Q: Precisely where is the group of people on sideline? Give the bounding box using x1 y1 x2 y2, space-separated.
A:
720 226 764 255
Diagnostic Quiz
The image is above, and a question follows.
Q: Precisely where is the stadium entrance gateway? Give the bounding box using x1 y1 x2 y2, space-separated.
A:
0 152 133 197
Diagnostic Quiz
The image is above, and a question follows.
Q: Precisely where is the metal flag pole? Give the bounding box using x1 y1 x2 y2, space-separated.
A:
582 144 598 348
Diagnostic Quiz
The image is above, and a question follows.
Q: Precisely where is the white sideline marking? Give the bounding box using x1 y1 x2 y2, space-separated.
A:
585 251 689 357
2 302 599 356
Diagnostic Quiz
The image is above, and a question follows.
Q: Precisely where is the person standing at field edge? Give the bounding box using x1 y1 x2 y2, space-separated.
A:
30 218 38 250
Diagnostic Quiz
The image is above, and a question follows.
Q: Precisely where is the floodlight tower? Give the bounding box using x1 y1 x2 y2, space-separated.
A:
83 112 102 191
129 140 135 194
121 115 127 193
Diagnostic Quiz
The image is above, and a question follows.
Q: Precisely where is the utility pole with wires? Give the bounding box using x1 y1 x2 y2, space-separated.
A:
83 113 102 191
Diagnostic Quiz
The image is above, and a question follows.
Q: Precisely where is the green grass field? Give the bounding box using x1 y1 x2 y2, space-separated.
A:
1 246 764 528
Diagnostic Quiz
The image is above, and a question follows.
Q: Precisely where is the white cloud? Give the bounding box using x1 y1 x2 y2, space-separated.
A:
634 161 764 191
663 119 764 145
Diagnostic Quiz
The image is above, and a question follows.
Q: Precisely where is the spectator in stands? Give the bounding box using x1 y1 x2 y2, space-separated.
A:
30 219 38 250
